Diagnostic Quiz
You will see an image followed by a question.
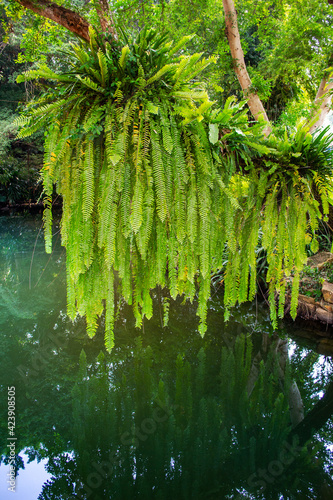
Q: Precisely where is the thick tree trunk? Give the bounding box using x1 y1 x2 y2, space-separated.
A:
275 338 305 426
289 379 333 446
222 0 272 136
309 71 333 134
246 335 304 427
16 0 91 41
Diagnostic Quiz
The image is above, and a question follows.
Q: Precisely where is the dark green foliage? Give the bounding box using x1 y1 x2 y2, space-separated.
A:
0 25 44 204
0 127 43 204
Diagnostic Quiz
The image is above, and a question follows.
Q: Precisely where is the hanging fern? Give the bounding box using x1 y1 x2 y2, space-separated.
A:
218 120 333 327
15 27 333 349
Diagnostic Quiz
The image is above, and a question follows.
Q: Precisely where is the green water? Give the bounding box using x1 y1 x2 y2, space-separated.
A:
0 216 332 500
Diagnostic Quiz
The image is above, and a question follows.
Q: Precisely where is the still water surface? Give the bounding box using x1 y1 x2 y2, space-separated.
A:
0 216 332 500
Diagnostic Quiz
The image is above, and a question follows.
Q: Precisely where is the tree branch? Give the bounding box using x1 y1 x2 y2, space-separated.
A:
222 0 272 136
15 0 91 41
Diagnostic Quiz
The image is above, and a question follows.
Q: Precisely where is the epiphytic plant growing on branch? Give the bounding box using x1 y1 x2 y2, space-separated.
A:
15 24 333 349
16 28 233 349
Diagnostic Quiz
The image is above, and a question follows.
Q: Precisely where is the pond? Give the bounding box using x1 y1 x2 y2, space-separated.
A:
0 215 332 500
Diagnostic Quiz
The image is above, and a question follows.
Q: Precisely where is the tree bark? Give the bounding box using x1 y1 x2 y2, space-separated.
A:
222 0 272 136
15 0 91 41
95 0 118 40
308 71 333 134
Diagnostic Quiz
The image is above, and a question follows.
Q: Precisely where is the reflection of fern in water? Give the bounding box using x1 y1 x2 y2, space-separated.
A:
73 337 290 498
35 334 327 499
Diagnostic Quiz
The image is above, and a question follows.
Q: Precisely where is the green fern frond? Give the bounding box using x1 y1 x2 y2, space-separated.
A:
151 120 168 222
82 138 95 221
146 63 175 85
118 45 130 69
75 75 105 93
97 49 108 87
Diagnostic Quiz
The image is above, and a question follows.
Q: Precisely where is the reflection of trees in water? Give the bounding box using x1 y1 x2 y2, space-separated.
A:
0 285 35 322
0 217 65 324
33 334 333 500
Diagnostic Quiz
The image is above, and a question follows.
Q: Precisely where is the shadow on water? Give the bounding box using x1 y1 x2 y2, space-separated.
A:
0 216 332 499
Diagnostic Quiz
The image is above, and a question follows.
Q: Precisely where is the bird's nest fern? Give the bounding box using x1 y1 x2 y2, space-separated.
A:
15 27 333 349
